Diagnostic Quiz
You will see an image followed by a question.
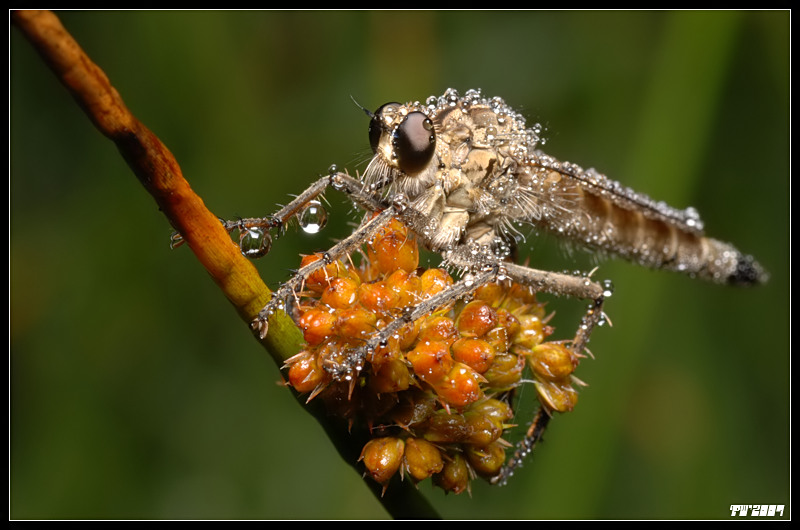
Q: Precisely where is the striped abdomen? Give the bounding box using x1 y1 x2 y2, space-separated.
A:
529 161 767 286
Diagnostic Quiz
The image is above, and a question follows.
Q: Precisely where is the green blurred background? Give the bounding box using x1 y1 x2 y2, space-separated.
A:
10 10 788 520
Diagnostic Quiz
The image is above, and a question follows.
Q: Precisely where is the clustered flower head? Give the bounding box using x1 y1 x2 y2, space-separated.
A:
283 217 586 494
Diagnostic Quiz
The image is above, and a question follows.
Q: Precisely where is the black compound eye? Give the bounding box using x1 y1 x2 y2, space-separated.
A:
392 111 436 174
368 102 401 154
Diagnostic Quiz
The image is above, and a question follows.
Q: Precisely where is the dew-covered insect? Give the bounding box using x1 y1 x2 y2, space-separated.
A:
173 88 767 490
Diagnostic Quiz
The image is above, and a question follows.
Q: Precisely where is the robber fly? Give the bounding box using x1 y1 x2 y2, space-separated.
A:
177 88 767 483
242 87 765 330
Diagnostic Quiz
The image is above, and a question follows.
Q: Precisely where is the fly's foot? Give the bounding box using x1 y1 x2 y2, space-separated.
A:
250 315 269 340
250 286 295 340
170 217 277 258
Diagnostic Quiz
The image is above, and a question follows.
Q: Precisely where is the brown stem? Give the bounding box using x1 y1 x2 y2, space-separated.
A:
10 9 303 362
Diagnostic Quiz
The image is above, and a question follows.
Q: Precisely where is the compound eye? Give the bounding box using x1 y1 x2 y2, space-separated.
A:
368 102 401 154
392 111 436 175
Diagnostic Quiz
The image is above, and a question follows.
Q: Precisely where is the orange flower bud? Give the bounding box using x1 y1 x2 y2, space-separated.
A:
368 220 419 274
530 342 578 380
357 281 398 314
474 282 505 305
513 313 546 350
419 268 453 298
482 352 525 390
320 276 359 309
335 307 378 341
469 398 513 424
403 438 444 481
452 337 496 374
465 440 506 478
384 268 421 308
421 411 470 443
433 363 484 408
464 410 504 448
456 300 499 337
417 316 460 344
361 437 405 485
298 308 337 346
369 358 411 393
433 453 470 495
535 378 579 413
286 351 325 394
301 253 340 292
407 340 454 383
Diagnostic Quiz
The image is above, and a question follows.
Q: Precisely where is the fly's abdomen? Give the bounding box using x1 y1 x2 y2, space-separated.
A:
564 184 767 286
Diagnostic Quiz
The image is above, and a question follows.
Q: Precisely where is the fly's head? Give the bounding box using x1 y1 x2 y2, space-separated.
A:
364 101 439 199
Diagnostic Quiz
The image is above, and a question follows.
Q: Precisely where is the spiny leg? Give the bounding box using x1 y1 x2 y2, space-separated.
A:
445 254 608 354
260 170 388 241
326 265 501 380
170 171 386 253
246 172 466 339
167 169 394 339
490 291 604 486
462 260 607 486
500 260 608 353
252 204 400 339
490 407 551 486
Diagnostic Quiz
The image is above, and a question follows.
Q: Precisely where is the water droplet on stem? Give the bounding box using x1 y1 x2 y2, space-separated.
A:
239 227 272 258
299 200 328 234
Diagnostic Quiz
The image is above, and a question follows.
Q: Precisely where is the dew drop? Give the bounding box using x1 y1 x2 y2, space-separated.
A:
299 200 328 234
331 175 345 191
239 227 272 258
392 193 409 212
602 279 615 298
496 267 509 282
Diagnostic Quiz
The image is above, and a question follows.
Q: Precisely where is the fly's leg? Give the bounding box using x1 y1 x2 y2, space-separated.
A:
327 265 501 380
170 170 387 254
169 174 335 254
168 168 393 339
462 259 607 486
499 260 608 353
490 407 551 486
247 174 416 340
332 237 606 402
490 290 604 486
252 204 400 340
